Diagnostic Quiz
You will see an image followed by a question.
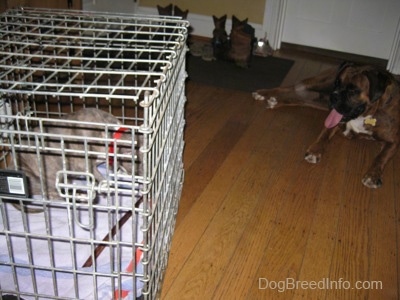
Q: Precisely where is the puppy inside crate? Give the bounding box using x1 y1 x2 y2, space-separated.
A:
1 106 144 213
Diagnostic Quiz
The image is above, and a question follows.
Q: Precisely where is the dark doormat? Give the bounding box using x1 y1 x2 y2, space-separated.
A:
186 55 294 92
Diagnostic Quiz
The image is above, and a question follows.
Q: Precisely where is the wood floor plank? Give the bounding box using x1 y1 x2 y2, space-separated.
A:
325 139 376 299
241 112 335 299
279 58 307 87
163 105 316 299
358 136 398 299
160 95 276 297
396 153 400 298
368 171 398 299
175 88 261 226
182 83 244 170
160 46 399 300
291 136 349 299
165 156 276 299
212 108 326 299
391 152 400 298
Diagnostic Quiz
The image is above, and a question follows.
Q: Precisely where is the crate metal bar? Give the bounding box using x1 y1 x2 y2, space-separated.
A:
0 7 188 299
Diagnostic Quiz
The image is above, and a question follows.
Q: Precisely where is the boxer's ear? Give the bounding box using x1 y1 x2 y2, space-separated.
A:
338 61 353 72
334 61 353 88
363 69 391 103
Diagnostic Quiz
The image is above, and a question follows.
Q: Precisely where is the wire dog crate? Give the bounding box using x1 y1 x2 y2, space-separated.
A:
0 7 188 299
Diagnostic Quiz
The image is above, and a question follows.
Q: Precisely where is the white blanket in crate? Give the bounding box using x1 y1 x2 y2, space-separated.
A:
0 165 144 300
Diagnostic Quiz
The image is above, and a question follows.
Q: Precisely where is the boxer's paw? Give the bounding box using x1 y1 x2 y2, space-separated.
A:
252 92 265 101
252 92 278 109
266 97 278 108
305 143 324 164
362 174 382 189
304 151 322 164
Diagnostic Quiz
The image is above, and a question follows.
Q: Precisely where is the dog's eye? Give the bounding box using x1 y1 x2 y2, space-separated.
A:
348 89 360 96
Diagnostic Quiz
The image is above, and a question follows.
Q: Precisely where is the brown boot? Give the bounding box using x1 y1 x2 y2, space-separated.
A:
211 15 229 60
228 16 255 67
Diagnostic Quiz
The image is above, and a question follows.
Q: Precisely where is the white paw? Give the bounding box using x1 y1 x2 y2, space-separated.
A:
361 177 382 189
252 92 265 101
266 97 278 109
304 153 319 164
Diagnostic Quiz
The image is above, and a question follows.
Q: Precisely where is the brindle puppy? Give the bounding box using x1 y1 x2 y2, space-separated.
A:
8 108 142 211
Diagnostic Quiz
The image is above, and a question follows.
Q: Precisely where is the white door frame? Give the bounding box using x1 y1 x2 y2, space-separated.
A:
263 0 287 51
264 0 400 74
387 17 400 74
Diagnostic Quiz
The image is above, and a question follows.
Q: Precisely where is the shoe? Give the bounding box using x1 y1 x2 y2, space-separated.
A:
189 42 204 57
201 44 215 61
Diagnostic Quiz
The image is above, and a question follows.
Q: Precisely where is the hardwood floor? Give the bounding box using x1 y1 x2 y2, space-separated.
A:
160 47 400 299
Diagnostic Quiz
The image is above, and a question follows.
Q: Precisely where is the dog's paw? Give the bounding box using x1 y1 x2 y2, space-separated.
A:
304 152 321 164
252 92 265 101
252 91 278 108
362 176 382 189
266 97 278 109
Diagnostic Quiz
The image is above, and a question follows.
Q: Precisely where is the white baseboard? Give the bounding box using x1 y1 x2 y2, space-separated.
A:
137 6 265 39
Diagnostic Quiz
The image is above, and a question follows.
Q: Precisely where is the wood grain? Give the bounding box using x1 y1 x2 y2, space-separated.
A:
160 46 399 300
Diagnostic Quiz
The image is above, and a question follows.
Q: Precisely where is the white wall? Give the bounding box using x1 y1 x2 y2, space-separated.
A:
82 0 137 13
136 6 265 39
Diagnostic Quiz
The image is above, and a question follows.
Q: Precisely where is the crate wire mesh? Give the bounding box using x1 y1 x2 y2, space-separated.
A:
0 7 188 299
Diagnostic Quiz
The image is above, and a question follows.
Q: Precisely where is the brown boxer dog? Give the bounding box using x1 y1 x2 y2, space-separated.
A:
252 62 400 188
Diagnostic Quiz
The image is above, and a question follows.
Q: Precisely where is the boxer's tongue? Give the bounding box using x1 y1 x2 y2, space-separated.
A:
324 109 343 128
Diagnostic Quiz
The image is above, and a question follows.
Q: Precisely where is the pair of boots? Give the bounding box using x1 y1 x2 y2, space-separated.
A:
157 4 188 19
212 15 256 67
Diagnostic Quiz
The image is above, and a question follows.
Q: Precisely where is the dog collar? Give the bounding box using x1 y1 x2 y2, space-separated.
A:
364 117 377 126
109 127 129 165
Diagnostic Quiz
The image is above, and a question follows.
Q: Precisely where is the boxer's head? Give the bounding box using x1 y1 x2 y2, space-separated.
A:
324 63 392 128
